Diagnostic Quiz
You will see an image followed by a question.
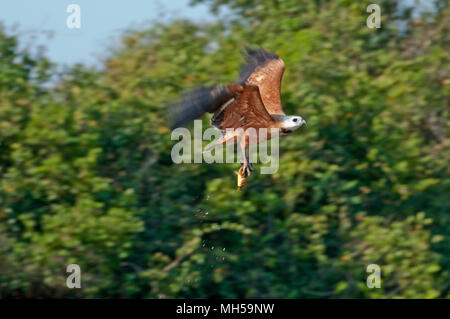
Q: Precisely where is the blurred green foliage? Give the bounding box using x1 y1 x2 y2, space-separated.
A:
0 0 449 298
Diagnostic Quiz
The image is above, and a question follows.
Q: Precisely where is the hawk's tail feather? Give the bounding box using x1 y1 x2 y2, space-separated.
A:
170 84 243 129
202 131 239 153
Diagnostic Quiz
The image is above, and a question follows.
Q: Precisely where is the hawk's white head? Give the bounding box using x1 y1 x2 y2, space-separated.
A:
280 115 306 134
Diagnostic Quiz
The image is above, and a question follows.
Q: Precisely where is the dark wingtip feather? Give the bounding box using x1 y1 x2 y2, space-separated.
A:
169 85 232 130
239 48 280 83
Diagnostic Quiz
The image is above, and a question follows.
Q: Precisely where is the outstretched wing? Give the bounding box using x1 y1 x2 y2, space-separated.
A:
169 85 244 129
239 49 286 115
212 85 275 130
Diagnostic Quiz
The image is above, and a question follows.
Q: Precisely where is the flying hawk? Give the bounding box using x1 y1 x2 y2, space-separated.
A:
171 49 306 189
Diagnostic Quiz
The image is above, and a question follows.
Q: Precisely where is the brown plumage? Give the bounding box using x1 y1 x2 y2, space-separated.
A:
170 48 306 189
239 50 286 116
212 85 275 130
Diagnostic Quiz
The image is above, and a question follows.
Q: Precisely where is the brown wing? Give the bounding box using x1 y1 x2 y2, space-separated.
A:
212 85 275 131
169 85 243 129
239 49 286 115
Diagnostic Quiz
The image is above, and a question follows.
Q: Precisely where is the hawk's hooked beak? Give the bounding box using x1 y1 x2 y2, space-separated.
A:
302 119 307 126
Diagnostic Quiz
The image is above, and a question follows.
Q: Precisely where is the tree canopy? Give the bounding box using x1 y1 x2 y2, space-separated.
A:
0 0 449 298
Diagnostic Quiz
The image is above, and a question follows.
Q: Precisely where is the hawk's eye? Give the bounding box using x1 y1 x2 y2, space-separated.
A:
293 118 298 122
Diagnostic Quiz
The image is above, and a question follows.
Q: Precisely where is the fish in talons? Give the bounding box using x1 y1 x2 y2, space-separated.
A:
236 161 253 191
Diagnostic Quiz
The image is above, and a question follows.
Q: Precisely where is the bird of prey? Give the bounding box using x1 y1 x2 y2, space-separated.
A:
171 48 306 190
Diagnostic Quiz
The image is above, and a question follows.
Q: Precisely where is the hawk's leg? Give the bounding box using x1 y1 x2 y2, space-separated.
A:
239 156 254 171
239 146 254 177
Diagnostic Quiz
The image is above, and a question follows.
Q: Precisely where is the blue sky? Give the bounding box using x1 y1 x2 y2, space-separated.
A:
1 1 435 67
0 0 212 66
